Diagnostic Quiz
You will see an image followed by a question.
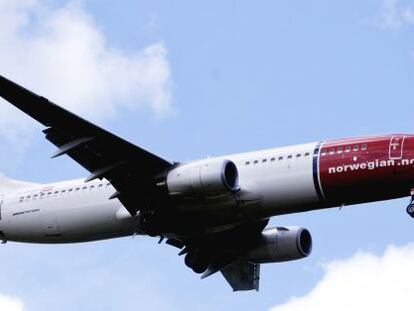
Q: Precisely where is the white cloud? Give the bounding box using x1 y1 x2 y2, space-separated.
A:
381 0 414 29
0 294 24 311
382 0 402 29
402 6 414 24
0 0 172 148
270 244 414 311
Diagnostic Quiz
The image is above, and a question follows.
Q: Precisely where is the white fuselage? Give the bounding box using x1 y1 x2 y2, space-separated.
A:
0 142 321 243
0 180 136 243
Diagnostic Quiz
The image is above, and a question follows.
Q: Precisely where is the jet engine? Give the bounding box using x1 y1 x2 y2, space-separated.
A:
166 159 239 197
246 226 312 263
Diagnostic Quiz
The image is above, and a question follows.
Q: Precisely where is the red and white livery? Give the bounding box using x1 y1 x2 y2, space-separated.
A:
0 75 413 291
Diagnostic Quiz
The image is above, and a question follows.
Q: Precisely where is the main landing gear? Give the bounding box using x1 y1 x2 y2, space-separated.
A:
406 189 414 218
184 251 209 274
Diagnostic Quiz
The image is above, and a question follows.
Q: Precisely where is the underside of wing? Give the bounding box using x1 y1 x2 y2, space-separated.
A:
0 75 173 216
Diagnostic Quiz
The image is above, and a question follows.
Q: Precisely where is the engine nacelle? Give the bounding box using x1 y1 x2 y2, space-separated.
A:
246 226 312 263
166 159 239 197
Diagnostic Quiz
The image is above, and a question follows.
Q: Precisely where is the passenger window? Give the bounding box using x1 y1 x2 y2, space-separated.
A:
337 147 343 154
353 145 359 152
296 154 301 158
253 160 258 164
40 193 45 199
54 191 59 196
305 152 310 157
287 155 293 159
82 186 87 190
278 156 283 161
321 150 327 156
271 157 275 162
245 161 250 165
106 183 110 187
61 190 66 195
345 146 351 153
361 144 367 151
33 194 38 200
329 149 335 155
98 184 103 188
19 196 24 202
262 159 267 163
90 185 95 190
47 192 52 198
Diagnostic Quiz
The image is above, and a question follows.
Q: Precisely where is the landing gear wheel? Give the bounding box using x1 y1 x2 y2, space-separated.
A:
184 253 194 269
137 211 162 237
184 253 208 274
191 261 208 274
407 203 414 218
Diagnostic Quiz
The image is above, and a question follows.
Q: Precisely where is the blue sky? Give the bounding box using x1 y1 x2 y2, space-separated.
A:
0 0 413 310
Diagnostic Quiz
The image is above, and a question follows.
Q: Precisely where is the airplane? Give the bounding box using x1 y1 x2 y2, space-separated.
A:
0 74 414 291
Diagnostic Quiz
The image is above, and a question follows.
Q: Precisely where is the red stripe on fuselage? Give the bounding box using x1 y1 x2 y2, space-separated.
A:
318 134 414 205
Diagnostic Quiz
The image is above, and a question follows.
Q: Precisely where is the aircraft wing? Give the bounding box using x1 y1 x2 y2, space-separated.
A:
0 75 173 215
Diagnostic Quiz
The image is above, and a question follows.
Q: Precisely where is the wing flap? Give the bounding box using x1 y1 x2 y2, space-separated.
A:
221 259 260 291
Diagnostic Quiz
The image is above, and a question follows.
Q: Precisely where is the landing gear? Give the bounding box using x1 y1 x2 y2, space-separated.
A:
184 252 209 274
407 189 414 218
407 203 414 218
136 210 166 237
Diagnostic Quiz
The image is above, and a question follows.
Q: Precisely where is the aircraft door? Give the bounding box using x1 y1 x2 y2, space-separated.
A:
389 135 406 160
43 215 61 237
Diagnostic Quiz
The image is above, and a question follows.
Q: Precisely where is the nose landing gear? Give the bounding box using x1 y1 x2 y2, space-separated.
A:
406 189 414 218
